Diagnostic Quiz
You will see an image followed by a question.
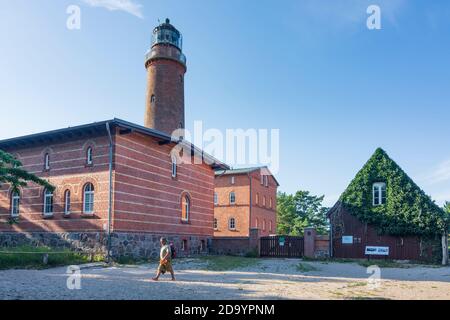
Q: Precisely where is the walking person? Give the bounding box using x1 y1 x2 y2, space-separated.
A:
152 237 176 281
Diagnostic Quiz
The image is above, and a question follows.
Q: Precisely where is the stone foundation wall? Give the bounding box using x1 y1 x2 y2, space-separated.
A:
110 233 209 259
0 232 210 260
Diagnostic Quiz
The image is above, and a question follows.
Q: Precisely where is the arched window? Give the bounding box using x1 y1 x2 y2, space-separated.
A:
229 192 236 205
86 147 93 165
83 183 95 214
213 218 218 230
44 153 50 171
11 191 20 217
181 194 190 221
373 182 387 206
269 220 273 233
43 189 54 216
64 190 71 216
171 156 177 178
213 192 218 206
229 217 236 230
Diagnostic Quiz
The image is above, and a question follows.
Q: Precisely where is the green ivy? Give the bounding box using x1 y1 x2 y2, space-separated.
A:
339 148 447 237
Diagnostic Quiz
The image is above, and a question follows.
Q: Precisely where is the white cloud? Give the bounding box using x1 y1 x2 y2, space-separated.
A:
425 159 450 185
82 0 144 19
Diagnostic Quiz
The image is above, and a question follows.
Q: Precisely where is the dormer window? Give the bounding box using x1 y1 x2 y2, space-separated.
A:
373 182 386 206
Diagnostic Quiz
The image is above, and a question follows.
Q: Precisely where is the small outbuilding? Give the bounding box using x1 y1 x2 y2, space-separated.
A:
328 148 448 264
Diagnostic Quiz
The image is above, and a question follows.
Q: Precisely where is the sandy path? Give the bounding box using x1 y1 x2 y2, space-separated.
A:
0 258 449 300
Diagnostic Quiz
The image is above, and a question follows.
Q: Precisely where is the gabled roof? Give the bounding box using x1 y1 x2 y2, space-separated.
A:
329 148 447 236
0 118 229 170
215 166 280 186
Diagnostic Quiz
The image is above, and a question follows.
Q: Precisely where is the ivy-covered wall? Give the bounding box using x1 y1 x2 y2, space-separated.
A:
339 148 447 237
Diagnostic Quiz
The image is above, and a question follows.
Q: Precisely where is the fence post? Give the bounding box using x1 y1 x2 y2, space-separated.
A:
304 227 317 259
442 233 449 266
249 228 261 256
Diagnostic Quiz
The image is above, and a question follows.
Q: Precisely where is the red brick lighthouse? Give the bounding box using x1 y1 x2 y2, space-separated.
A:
144 19 187 136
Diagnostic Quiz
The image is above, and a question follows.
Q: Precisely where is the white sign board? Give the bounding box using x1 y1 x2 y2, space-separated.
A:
365 246 389 256
342 236 353 244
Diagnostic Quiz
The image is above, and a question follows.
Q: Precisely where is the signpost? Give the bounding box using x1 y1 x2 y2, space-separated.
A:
279 237 285 247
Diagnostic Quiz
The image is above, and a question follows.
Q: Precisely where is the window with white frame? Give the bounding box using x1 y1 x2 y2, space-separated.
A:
231 176 235 184
255 218 259 229
255 193 259 205
83 183 95 214
86 147 93 165
229 217 236 230
214 192 218 206
64 190 71 216
269 220 273 233
182 195 190 221
11 191 20 217
373 182 387 206
171 156 177 178
43 189 54 216
44 153 50 171
263 196 266 207
264 175 269 187
260 174 264 185
229 192 236 205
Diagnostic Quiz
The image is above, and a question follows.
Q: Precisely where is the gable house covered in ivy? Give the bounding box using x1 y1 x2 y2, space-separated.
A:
328 148 448 264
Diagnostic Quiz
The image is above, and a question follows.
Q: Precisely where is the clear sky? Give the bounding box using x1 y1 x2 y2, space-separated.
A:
1 0 449 207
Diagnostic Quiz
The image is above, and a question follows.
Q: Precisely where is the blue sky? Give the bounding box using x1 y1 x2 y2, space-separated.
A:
1 0 449 206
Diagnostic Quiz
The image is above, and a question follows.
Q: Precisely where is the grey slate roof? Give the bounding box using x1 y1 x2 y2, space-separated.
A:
0 118 229 170
215 166 280 186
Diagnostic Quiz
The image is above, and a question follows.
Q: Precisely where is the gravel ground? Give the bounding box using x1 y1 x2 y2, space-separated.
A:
1 258 449 300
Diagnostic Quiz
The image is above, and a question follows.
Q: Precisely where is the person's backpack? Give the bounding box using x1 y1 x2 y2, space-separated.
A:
170 242 176 259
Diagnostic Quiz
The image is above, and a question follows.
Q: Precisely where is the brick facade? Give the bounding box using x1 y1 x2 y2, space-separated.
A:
213 167 278 238
0 120 225 259
0 135 110 234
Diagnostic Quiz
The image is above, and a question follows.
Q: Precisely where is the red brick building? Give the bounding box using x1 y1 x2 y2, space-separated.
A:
213 167 279 238
0 20 229 259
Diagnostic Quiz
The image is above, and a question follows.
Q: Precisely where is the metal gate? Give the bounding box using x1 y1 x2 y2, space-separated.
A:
260 236 304 258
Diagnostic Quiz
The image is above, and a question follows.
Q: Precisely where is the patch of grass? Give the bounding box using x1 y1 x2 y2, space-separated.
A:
302 257 355 264
347 282 367 288
296 262 318 273
0 246 103 270
199 256 260 271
